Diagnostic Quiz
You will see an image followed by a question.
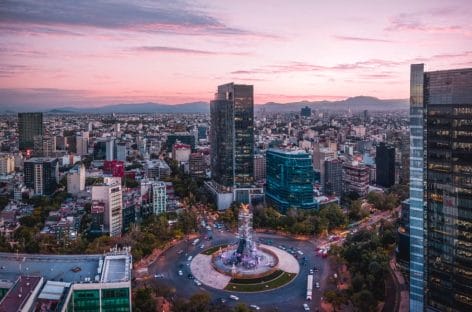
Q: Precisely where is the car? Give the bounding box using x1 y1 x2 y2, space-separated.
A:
303 303 310 311
194 279 202 286
309 269 314 274
200 244 205 249
315 282 320 288
177 249 184 254
187 274 194 279
229 295 239 301
178 270 183 276
218 298 227 303
154 274 164 278
249 304 261 310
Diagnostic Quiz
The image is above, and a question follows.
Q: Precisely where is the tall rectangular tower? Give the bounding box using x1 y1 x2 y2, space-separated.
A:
210 83 254 188
18 112 43 151
375 142 395 188
409 64 472 311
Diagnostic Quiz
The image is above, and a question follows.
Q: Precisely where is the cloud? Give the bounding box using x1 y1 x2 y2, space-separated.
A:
0 0 276 38
231 59 403 76
130 46 251 56
385 13 470 36
333 35 392 43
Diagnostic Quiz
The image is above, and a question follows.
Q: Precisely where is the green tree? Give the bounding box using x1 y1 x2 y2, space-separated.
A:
351 289 377 312
133 288 156 312
324 290 348 312
319 204 348 230
188 292 211 312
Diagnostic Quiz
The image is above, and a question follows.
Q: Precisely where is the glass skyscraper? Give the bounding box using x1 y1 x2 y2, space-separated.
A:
18 112 43 151
265 149 317 212
210 83 254 188
409 64 472 312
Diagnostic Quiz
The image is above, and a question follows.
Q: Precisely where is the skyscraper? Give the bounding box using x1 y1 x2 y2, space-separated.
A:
210 83 254 188
23 157 59 195
409 64 472 311
323 157 342 196
375 142 395 188
18 112 43 151
265 149 317 212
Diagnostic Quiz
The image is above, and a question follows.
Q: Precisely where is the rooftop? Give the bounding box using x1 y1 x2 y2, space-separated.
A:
0 276 42 312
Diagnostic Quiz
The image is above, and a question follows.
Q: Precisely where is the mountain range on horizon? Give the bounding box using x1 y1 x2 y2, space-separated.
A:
0 96 408 114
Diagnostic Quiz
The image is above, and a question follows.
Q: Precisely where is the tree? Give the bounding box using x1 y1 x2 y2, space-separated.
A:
188 292 211 312
351 289 377 312
319 204 348 230
133 288 156 312
324 290 348 312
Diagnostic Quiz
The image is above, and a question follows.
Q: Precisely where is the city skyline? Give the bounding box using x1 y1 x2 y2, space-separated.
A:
1 0 471 108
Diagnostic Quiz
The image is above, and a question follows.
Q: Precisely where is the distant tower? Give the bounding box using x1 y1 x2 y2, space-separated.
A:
18 112 43 151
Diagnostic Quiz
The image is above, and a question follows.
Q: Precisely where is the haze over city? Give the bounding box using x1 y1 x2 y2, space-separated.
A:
1 0 471 109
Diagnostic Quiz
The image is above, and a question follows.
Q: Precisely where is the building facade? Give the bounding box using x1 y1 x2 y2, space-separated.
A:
67 163 85 195
152 181 167 215
342 161 369 197
18 112 43 151
375 142 395 188
323 158 342 196
0 154 15 175
210 83 254 188
24 157 59 196
265 149 317 212
92 179 123 237
254 153 266 182
409 64 472 312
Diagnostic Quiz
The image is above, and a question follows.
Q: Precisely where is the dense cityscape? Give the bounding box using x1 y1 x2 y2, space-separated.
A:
1 1 471 312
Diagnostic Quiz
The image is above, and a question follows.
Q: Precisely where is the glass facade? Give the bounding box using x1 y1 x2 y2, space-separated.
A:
210 83 254 188
66 287 130 312
376 142 395 188
18 112 43 151
410 64 472 312
424 68 472 312
409 64 425 311
265 149 317 212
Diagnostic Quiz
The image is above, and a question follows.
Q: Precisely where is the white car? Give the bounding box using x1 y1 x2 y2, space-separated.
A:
249 304 260 310
194 279 202 286
303 303 310 311
178 270 183 276
154 274 164 278
315 282 320 289
229 295 239 301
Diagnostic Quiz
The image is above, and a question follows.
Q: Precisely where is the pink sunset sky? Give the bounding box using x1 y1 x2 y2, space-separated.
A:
0 0 471 108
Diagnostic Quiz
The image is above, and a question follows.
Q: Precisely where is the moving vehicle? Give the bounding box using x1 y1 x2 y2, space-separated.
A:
249 304 261 310
178 270 183 276
315 282 320 289
229 295 239 301
192 238 200 246
194 279 202 286
154 274 164 278
187 256 193 262
306 274 313 300
303 303 310 311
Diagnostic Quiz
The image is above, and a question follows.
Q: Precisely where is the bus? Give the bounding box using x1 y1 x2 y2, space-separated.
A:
192 238 200 246
306 274 313 300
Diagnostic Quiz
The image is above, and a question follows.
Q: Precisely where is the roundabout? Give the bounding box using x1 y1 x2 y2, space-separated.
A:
189 204 300 292
148 204 329 310
190 243 299 292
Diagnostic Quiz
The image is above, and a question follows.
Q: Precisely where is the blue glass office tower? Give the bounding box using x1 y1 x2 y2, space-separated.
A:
409 64 472 312
265 149 317 212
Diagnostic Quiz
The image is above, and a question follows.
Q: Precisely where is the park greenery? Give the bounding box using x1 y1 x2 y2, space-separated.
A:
328 221 397 311
219 202 348 235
